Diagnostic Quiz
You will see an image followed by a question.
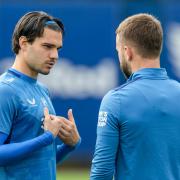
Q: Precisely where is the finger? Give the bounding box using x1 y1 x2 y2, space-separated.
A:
58 117 73 126
59 128 71 137
58 133 68 141
50 114 57 120
68 109 75 123
44 107 50 118
60 122 73 132
57 117 71 125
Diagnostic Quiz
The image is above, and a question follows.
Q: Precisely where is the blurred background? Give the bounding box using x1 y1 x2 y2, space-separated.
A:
0 0 180 179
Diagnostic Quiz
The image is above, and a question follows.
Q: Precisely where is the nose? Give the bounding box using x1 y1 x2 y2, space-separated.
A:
50 49 59 61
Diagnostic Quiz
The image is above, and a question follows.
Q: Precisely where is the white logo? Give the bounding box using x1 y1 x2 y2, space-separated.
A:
27 98 36 105
98 111 108 127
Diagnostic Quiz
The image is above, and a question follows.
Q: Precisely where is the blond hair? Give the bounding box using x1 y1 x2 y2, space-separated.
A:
116 13 163 58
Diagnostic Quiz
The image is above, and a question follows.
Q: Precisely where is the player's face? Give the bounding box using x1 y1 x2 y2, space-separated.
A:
25 28 62 76
116 35 132 79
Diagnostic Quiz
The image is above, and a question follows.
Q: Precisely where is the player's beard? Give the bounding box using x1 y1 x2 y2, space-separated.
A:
27 62 51 77
120 53 132 79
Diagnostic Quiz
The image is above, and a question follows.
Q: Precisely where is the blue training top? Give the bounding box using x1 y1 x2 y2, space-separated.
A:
90 68 180 180
0 68 79 180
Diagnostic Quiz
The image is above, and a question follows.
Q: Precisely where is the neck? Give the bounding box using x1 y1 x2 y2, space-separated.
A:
12 55 38 79
131 57 160 73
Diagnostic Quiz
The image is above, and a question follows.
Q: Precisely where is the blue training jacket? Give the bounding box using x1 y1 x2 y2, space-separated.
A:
91 68 180 180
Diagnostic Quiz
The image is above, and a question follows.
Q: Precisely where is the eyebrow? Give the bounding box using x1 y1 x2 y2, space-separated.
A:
42 42 62 49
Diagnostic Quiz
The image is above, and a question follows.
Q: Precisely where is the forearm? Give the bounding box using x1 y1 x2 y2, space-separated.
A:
0 131 54 166
56 138 81 164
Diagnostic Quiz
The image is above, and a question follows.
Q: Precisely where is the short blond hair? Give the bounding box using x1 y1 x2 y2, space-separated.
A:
116 13 163 58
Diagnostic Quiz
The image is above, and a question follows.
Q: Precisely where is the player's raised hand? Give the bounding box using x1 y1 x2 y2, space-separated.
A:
43 107 61 137
56 109 80 146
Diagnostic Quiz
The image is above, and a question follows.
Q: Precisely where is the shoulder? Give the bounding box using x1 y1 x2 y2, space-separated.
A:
0 73 21 102
101 89 120 107
102 80 136 106
0 83 19 112
100 88 122 119
0 71 21 91
0 72 14 84
0 82 15 97
0 85 18 108
168 78 180 87
100 79 141 114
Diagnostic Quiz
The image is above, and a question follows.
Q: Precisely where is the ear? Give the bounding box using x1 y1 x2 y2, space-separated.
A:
124 45 133 62
19 36 28 52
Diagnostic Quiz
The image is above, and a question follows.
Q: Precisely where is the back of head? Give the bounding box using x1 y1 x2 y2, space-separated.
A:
116 13 163 59
12 11 64 55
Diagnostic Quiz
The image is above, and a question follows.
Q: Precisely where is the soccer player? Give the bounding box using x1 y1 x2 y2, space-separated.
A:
90 13 180 179
0 11 81 180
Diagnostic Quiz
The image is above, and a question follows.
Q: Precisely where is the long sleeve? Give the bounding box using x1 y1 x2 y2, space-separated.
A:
90 91 120 180
0 131 54 166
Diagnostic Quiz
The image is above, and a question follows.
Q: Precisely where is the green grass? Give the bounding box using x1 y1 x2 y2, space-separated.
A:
57 169 89 180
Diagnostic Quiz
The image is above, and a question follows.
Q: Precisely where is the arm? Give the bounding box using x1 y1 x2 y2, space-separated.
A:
90 134 119 179
0 107 61 166
0 131 54 166
90 92 120 180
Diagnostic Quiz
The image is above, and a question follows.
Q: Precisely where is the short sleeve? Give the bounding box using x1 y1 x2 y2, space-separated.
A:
0 83 18 135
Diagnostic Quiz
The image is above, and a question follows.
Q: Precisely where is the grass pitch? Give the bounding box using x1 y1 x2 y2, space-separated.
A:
57 168 89 180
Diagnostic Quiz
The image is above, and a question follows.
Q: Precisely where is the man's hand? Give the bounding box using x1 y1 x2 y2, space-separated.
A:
43 107 61 137
51 109 80 146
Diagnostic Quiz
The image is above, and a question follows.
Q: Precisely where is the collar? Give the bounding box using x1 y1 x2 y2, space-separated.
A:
128 68 169 81
8 68 37 84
